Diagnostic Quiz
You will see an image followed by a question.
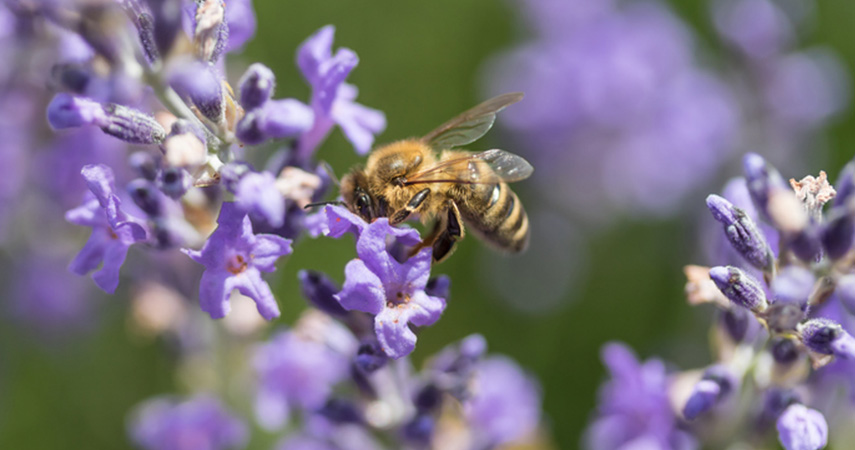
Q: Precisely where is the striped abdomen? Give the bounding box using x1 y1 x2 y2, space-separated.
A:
455 181 529 253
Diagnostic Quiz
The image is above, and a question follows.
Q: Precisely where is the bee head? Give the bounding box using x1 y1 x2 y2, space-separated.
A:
341 170 379 222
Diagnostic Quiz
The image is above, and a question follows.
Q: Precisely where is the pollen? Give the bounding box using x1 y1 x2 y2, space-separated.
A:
226 254 248 275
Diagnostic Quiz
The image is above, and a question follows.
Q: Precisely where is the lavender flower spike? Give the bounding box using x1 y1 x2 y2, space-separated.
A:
334 218 445 359
66 165 149 293
253 330 349 430
707 194 775 272
776 404 828 450
182 202 291 320
799 318 855 359
129 395 248 450
709 266 768 312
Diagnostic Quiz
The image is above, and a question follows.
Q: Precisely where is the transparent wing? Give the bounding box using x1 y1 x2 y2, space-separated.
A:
421 92 524 149
404 149 533 185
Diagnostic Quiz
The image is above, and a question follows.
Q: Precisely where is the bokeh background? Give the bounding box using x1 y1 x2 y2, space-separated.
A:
3 0 855 448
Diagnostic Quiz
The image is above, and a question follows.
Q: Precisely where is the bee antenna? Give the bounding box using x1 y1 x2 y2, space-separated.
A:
303 200 344 210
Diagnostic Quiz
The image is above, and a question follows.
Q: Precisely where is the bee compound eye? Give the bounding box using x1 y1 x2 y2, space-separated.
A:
357 193 373 219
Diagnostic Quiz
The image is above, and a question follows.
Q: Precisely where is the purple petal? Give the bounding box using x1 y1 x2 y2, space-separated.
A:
331 84 387 155
335 259 385 315
235 171 285 227
297 25 335 86
251 234 293 272
68 230 109 275
91 239 131 294
325 205 366 238
258 99 315 138
396 247 432 291
407 291 446 327
233 268 280 320
198 268 234 319
46 93 106 129
375 306 418 359
225 0 256 52
65 196 104 228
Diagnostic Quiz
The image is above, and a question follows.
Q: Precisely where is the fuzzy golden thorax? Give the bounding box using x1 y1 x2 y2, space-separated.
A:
362 139 445 222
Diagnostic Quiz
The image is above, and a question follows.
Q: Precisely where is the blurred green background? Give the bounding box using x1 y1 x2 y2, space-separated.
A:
3 0 855 449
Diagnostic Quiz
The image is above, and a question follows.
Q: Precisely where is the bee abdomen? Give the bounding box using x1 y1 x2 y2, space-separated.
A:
460 182 529 253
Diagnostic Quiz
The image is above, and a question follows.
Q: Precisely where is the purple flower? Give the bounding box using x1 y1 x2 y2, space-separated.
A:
168 60 224 122
47 93 167 145
681 366 734 420
464 356 541 447
223 0 256 53
295 26 386 160
776 404 828 450
66 164 149 293
332 215 443 359
234 170 285 227
712 0 793 60
800 318 855 359
236 98 314 145
709 266 768 312
584 342 695 450
487 0 737 220
182 202 291 320
129 395 248 450
706 194 775 272
253 330 350 430
238 63 275 110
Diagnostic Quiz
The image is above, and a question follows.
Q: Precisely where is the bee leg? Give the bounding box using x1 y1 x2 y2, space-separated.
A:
390 188 431 225
431 202 464 264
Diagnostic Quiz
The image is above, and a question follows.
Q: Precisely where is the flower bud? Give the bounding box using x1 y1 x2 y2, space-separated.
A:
127 179 162 216
129 151 159 181
682 366 734 420
47 93 106 129
683 380 721 420
169 61 224 123
101 103 167 144
709 266 768 312
743 153 790 224
148 0 183 59
720 307 750 342
298 270 347 318
771 337 801 365
777 404 827 450
157 167 191 199
355 341 388 373
236 99 314 145
799 318 855 358
788 225 822 263
707 194 775 272
238 63 276 110
822 207 854 260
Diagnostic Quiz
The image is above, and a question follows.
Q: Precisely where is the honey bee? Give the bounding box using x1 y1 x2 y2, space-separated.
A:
339 92 533 263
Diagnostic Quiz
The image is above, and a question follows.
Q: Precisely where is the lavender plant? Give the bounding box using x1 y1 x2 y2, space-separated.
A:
585 153 855 450
485 0 847 223
2 0 547 448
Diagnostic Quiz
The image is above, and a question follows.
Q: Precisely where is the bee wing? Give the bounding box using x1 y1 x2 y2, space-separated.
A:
404 149 533 185
421 92 524 149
